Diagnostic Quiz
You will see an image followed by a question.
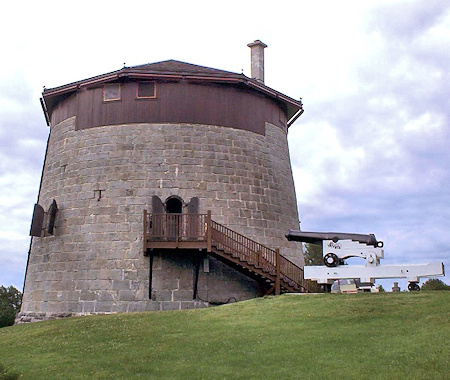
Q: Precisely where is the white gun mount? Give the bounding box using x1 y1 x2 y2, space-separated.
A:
286 230 445 291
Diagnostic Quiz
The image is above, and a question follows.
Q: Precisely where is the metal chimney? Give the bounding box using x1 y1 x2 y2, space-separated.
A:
247 40 267 83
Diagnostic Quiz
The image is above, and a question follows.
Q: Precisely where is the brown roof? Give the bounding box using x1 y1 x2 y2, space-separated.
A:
130 60 241 77
42 60 303 124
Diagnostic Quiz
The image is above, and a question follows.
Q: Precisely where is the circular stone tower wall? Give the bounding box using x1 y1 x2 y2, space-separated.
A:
19 67 304 321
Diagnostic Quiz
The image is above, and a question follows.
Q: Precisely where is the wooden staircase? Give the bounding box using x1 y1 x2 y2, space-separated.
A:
143 211 313 294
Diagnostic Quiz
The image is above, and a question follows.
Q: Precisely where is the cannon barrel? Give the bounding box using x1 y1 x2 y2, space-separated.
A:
286 229 381 247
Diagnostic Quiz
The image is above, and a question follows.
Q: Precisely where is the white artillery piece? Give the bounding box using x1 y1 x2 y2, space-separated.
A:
286 230 445 291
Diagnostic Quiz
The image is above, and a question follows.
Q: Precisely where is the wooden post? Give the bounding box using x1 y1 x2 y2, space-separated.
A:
207 210 212 252
148 252 153 299
275 248 281 295
143 210 148 256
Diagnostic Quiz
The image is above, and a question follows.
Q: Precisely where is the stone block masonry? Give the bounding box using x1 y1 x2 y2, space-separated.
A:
19 116 303 321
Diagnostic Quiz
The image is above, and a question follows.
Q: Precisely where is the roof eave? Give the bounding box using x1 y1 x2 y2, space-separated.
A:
42 67 303 125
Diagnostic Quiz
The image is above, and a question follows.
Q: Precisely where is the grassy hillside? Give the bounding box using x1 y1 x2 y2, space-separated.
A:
0 292 448 379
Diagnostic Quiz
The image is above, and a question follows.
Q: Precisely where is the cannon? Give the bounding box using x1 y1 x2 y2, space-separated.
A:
286 230 445 291
286 230 384 268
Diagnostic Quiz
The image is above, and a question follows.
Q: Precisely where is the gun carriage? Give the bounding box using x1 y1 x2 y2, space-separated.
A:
286 230 445 291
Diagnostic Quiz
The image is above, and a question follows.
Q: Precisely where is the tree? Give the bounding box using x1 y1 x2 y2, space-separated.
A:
304 243 323 266
377 284 386 292
0 286 22 328
421 278 449 291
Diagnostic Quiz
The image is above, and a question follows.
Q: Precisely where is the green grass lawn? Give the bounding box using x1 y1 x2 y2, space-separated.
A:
0 292 448 379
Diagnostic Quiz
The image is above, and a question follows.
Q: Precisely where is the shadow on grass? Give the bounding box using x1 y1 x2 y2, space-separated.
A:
0 363 21 380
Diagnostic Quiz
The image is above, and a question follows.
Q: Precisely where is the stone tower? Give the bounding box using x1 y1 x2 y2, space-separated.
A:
19 41 305 322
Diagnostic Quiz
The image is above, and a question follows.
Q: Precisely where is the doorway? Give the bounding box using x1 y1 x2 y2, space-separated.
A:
165 197 183 239
166 197 183 214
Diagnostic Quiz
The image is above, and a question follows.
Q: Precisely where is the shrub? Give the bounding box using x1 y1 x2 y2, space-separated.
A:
421 278 450 291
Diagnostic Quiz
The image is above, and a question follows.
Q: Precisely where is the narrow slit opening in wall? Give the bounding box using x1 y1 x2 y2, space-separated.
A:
94 189 105 202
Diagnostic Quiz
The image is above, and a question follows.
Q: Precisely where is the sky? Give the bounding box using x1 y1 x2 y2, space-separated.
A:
0 0 448 291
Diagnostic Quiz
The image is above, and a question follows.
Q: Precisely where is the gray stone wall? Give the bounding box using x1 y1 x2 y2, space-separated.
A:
20 117 303 320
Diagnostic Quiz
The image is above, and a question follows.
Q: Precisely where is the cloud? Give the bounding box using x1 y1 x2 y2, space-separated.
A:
369 0 450 40
288 1 450 285
0 70 47 288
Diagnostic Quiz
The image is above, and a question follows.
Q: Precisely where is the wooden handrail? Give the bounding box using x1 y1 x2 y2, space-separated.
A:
210 220 305 290
143 211 308 292
211 220 276 267
143 212 209 242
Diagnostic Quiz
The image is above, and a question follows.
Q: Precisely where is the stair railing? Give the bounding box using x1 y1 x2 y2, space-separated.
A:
210 220 306 292
144 211 308 292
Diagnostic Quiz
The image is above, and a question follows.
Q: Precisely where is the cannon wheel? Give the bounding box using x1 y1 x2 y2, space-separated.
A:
324 253 339 267
408 282 420 291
